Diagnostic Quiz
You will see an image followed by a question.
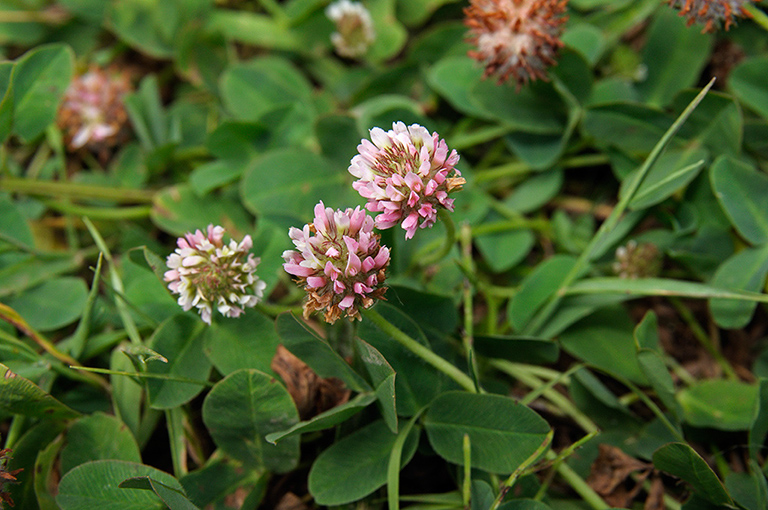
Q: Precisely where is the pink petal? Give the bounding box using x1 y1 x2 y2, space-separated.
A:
307 276 326 288
339 295 355 309
284 262 314 277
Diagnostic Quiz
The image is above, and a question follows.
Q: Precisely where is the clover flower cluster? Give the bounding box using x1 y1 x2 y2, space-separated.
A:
57 67 131 153
166 123 461 325
464 0 568 88
283 202 390 324
668 0 754 32
282 122 462 323
326 0 376 58
349 122 464 240
164 225 266 325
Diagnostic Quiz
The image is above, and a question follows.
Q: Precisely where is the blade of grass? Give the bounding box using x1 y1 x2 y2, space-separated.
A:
83 217 143 345
522 79 716 336
388 411 424 510
65 254 102 359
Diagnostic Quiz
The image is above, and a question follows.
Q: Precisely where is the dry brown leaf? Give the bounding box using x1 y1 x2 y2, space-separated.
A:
271 344 350 420
587 444 652 508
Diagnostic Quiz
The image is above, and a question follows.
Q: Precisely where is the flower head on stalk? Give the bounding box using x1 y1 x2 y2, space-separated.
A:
283 202 389 324
326 0 376 58
464 0 568 88
164 225 266 325
57 67 131 154
349 122 464 240
667 0 754 32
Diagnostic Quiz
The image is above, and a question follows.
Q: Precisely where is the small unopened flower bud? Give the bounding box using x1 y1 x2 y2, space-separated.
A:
326 0 376 58
57 67 131 153
612 241 662 280
667 0 754 32
464 0 568 88
349 122 464 240
283 201 390 324
165 225 266 325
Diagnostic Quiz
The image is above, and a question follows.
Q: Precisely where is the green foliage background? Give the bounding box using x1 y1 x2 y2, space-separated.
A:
1 0 768 509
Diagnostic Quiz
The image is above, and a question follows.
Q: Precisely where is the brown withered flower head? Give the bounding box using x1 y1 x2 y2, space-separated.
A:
668 0 754 32
0 448 22 508
57 67 131 155
464 0 569 88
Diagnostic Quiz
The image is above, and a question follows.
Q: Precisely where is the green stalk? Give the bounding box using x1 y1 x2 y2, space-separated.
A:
0 177 155 203
523 79 715 336
420 209 457 267
475 154 610 184
550 452 610 510
492 360 598 434
745 3 768 32
42 200 152 220
449 124 517 151
362 307 477 392
615 375 684 443
83 218 143 345
489 430 553 510
460 223 481 391
166 408 187 477
470 218 550 236
462 434 472 510
388 411 424 510
71 366 213 386
258 0 289 23
3 416 25 450
0 8 69 23
669 297 738 380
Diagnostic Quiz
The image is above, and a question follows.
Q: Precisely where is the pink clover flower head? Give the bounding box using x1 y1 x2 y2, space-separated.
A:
164 225 266 325
283 201 390 324
349 122 465 240
667 0 754 32
57 67 131 152
326 0 376 58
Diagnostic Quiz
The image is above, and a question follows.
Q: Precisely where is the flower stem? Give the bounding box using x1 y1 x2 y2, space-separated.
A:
475 154 610 184
420 209 457 267
745 3 768 32
361 307 477 392
492 360 598 434
550 452 610 510
489 429 553 510
41 199 152 220
0 177 155 203
669 297 738 380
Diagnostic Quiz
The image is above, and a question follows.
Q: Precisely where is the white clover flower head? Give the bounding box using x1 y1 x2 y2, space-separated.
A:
326 0 376 58
164 225 266 325
58 67 131 152
667 0 753 32
283 201 390 324
349 122 464 240
464 0 568 88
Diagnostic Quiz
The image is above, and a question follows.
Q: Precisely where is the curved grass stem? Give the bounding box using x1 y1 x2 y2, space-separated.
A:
362 307 477 392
